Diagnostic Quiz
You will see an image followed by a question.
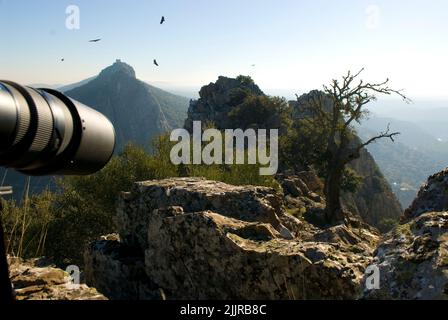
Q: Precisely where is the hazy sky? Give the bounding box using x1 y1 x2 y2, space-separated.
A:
1 0 447 98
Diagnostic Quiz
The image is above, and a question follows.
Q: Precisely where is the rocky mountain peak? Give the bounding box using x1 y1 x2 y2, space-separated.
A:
65 61 190 153
97 59 136 81
290 90 334 119
184 75 264 131
404 167 448 221
200 75 264 97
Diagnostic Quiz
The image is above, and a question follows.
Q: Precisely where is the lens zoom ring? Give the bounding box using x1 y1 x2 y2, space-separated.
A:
26 88 54 153
2 83 31 146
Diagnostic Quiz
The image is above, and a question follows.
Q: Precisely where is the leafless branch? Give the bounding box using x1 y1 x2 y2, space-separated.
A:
356 123 400 152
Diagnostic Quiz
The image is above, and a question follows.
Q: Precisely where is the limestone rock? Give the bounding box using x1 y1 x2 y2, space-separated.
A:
145 208 376 299
295 171 323 194
115 178 294 249
277 174 314 198
364 168 448 300
363 211 448 300
9 258 106 300
83 238 165 300
85 177 379 300
404 168 448 221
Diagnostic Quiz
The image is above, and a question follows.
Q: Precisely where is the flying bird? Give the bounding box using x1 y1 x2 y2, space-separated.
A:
160 16 165 24
251 64 256 67
89 38 102 43
153 59 159 67
61 58 65 62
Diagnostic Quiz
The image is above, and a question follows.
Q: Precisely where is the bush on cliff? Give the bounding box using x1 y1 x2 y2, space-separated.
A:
0 191 55 259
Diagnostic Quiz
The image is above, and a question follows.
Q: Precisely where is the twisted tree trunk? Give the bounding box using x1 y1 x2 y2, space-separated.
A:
324 163 346 225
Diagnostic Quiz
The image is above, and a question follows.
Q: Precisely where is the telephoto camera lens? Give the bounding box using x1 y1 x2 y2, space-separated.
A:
0 80 115 175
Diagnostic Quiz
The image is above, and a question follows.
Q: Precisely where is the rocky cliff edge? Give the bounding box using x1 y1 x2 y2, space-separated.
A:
84 176 380 300
363 168 448 299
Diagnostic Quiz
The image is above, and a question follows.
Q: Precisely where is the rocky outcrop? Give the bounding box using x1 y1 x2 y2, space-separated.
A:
184 76 264 131
85 177 380 300
277 171 324 199
9 258 106 300
83 234 165 300
404 168 448 222
363 168 448 300
115 178 294 248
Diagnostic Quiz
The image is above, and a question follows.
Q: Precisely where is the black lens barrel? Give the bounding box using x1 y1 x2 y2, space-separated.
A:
0 81 115 176
0 83 18 147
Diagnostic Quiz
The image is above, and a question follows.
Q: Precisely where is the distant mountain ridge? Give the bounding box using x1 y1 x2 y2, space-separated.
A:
367 99 448 141
356 116 448 208
59 77 97 93
65 60 190 152
358 116 448 156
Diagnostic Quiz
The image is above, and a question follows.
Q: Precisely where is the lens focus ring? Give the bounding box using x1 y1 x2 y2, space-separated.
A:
25 88 54 152
0 82 31 147
19 87 55 170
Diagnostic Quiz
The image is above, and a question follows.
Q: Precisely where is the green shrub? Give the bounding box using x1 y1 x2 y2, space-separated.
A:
378 217 400 233
1 191 55 259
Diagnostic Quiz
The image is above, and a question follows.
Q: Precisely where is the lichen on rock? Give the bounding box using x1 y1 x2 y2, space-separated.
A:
363 168 448 300
9 258 106 300
85 177 380 300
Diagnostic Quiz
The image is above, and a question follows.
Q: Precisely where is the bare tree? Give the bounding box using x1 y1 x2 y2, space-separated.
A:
296 69 410 225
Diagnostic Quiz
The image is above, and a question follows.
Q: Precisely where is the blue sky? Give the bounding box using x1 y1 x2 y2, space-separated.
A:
0 0 447 98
